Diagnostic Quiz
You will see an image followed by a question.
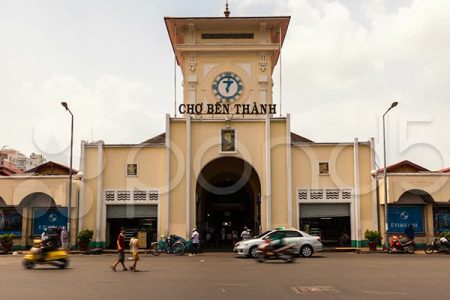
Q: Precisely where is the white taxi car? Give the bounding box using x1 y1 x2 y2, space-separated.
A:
233 228 323 258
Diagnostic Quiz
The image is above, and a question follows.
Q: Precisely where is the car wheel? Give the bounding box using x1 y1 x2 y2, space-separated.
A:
249 246 259 259
300 245 313 257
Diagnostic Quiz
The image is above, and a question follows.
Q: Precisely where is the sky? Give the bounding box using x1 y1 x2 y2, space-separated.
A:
1 0 449 171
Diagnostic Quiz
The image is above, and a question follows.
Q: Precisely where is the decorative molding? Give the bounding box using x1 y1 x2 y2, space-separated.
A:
104 190 160 205
297 188 353 202
259 52 268 72
187 23 196 44
188 55 196 72
259 23 267 43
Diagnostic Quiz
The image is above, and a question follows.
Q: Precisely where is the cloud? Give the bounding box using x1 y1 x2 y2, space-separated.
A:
9 74 167 167
1 1 449 171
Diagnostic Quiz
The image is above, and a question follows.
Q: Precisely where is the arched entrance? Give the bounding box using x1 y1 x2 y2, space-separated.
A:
19 193 65 247
196 157 261 250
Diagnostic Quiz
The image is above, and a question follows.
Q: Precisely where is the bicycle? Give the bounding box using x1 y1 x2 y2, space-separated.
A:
150 235 185 256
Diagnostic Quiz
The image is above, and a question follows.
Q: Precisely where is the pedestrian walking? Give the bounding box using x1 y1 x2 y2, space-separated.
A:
60 226 69 249
190 228 200 256
241 226 251 241
111 227 128 271
129 232 139 272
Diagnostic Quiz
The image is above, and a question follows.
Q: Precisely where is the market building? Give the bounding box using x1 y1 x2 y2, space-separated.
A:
78 13 378 249
1 10 449 251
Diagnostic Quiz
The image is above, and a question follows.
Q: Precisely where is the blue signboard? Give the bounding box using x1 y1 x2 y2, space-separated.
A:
33 208 68 235
388 206 424 233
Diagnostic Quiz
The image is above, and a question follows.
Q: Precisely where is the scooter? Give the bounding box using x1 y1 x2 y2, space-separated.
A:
256 239 297 263
424 237 450 254
22 239 69 269
388 235 415 254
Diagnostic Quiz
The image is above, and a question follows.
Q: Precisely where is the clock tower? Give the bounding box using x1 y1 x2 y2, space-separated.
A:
164 15 290 116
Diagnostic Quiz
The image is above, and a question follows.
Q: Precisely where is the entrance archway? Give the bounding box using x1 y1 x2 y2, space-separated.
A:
196 157 261 250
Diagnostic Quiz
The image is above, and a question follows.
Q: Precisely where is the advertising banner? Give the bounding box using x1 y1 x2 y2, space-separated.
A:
388 206 424 233
0 208 22 236
33 208 68 235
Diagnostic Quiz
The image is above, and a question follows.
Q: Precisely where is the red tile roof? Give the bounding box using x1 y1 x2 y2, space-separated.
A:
376 160 429 174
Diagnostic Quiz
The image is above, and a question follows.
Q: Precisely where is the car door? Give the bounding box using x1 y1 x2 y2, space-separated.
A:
284 230 303 250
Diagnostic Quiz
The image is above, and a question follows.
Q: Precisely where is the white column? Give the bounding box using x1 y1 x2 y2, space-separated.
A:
286 114 292 227
265 114 272 229
164 114 171 235
370 138 379 230
185 114 191 238
95 141 104 243
78 140 86 232
353 138 361 247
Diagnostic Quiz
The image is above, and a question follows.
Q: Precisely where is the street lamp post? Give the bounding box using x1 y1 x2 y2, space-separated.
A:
61 101 74 249
382 101 398 251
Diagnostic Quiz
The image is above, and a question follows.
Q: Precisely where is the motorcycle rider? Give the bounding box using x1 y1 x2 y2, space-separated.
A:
38 228 60 260
268 231 286 251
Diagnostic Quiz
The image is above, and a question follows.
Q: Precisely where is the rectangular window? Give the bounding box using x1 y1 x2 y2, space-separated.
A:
202 33 254 39
221 129 235 152
319 162 329 174
0 207 23 236
433 206 450 234
126 164 138 176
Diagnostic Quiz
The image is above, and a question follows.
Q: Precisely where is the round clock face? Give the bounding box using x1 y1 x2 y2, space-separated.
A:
212 72 243 102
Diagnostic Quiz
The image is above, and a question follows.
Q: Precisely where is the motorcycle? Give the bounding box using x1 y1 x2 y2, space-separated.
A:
424 237 450 254
22 239 69 269
256 239 297 263
388 235 415 254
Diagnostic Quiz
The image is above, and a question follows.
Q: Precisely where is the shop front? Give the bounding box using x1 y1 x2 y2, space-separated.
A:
106 204 157 249
300 203 351 246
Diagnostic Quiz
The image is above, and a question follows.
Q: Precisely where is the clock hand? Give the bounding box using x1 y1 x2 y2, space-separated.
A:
223 77 233 93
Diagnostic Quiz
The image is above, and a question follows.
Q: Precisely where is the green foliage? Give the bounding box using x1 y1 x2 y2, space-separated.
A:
364 229 382 244
77 229 94 243
0 233 15 244
439 231 450 240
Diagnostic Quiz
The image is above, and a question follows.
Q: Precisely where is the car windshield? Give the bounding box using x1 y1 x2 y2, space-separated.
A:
253 230 272 239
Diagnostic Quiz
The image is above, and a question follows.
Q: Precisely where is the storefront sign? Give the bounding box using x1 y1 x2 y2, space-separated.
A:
388 206 424 233
178 102 277 115
138 232 147 249
33 208 68 235
0 208 22 236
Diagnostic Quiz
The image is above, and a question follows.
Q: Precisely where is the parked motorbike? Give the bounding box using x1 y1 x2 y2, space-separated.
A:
424 237 449 254
256 239 297 263
388 235 415 254
22 239 69 269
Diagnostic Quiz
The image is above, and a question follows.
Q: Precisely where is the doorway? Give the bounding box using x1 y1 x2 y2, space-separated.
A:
196 157 261 250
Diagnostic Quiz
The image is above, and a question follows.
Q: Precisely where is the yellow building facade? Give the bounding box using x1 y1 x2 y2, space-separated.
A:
78 15 378 248
3 13 449 250
0 175 79 248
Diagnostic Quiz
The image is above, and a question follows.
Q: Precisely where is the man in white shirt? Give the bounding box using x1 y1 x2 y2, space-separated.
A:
190 228 200 256
241 227 251 241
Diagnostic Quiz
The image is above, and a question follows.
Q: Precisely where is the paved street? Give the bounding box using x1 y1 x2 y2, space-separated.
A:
1 252 449 300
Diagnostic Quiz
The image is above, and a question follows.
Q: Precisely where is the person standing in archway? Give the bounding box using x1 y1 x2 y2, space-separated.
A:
241 226 251 241
190 228 200 256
